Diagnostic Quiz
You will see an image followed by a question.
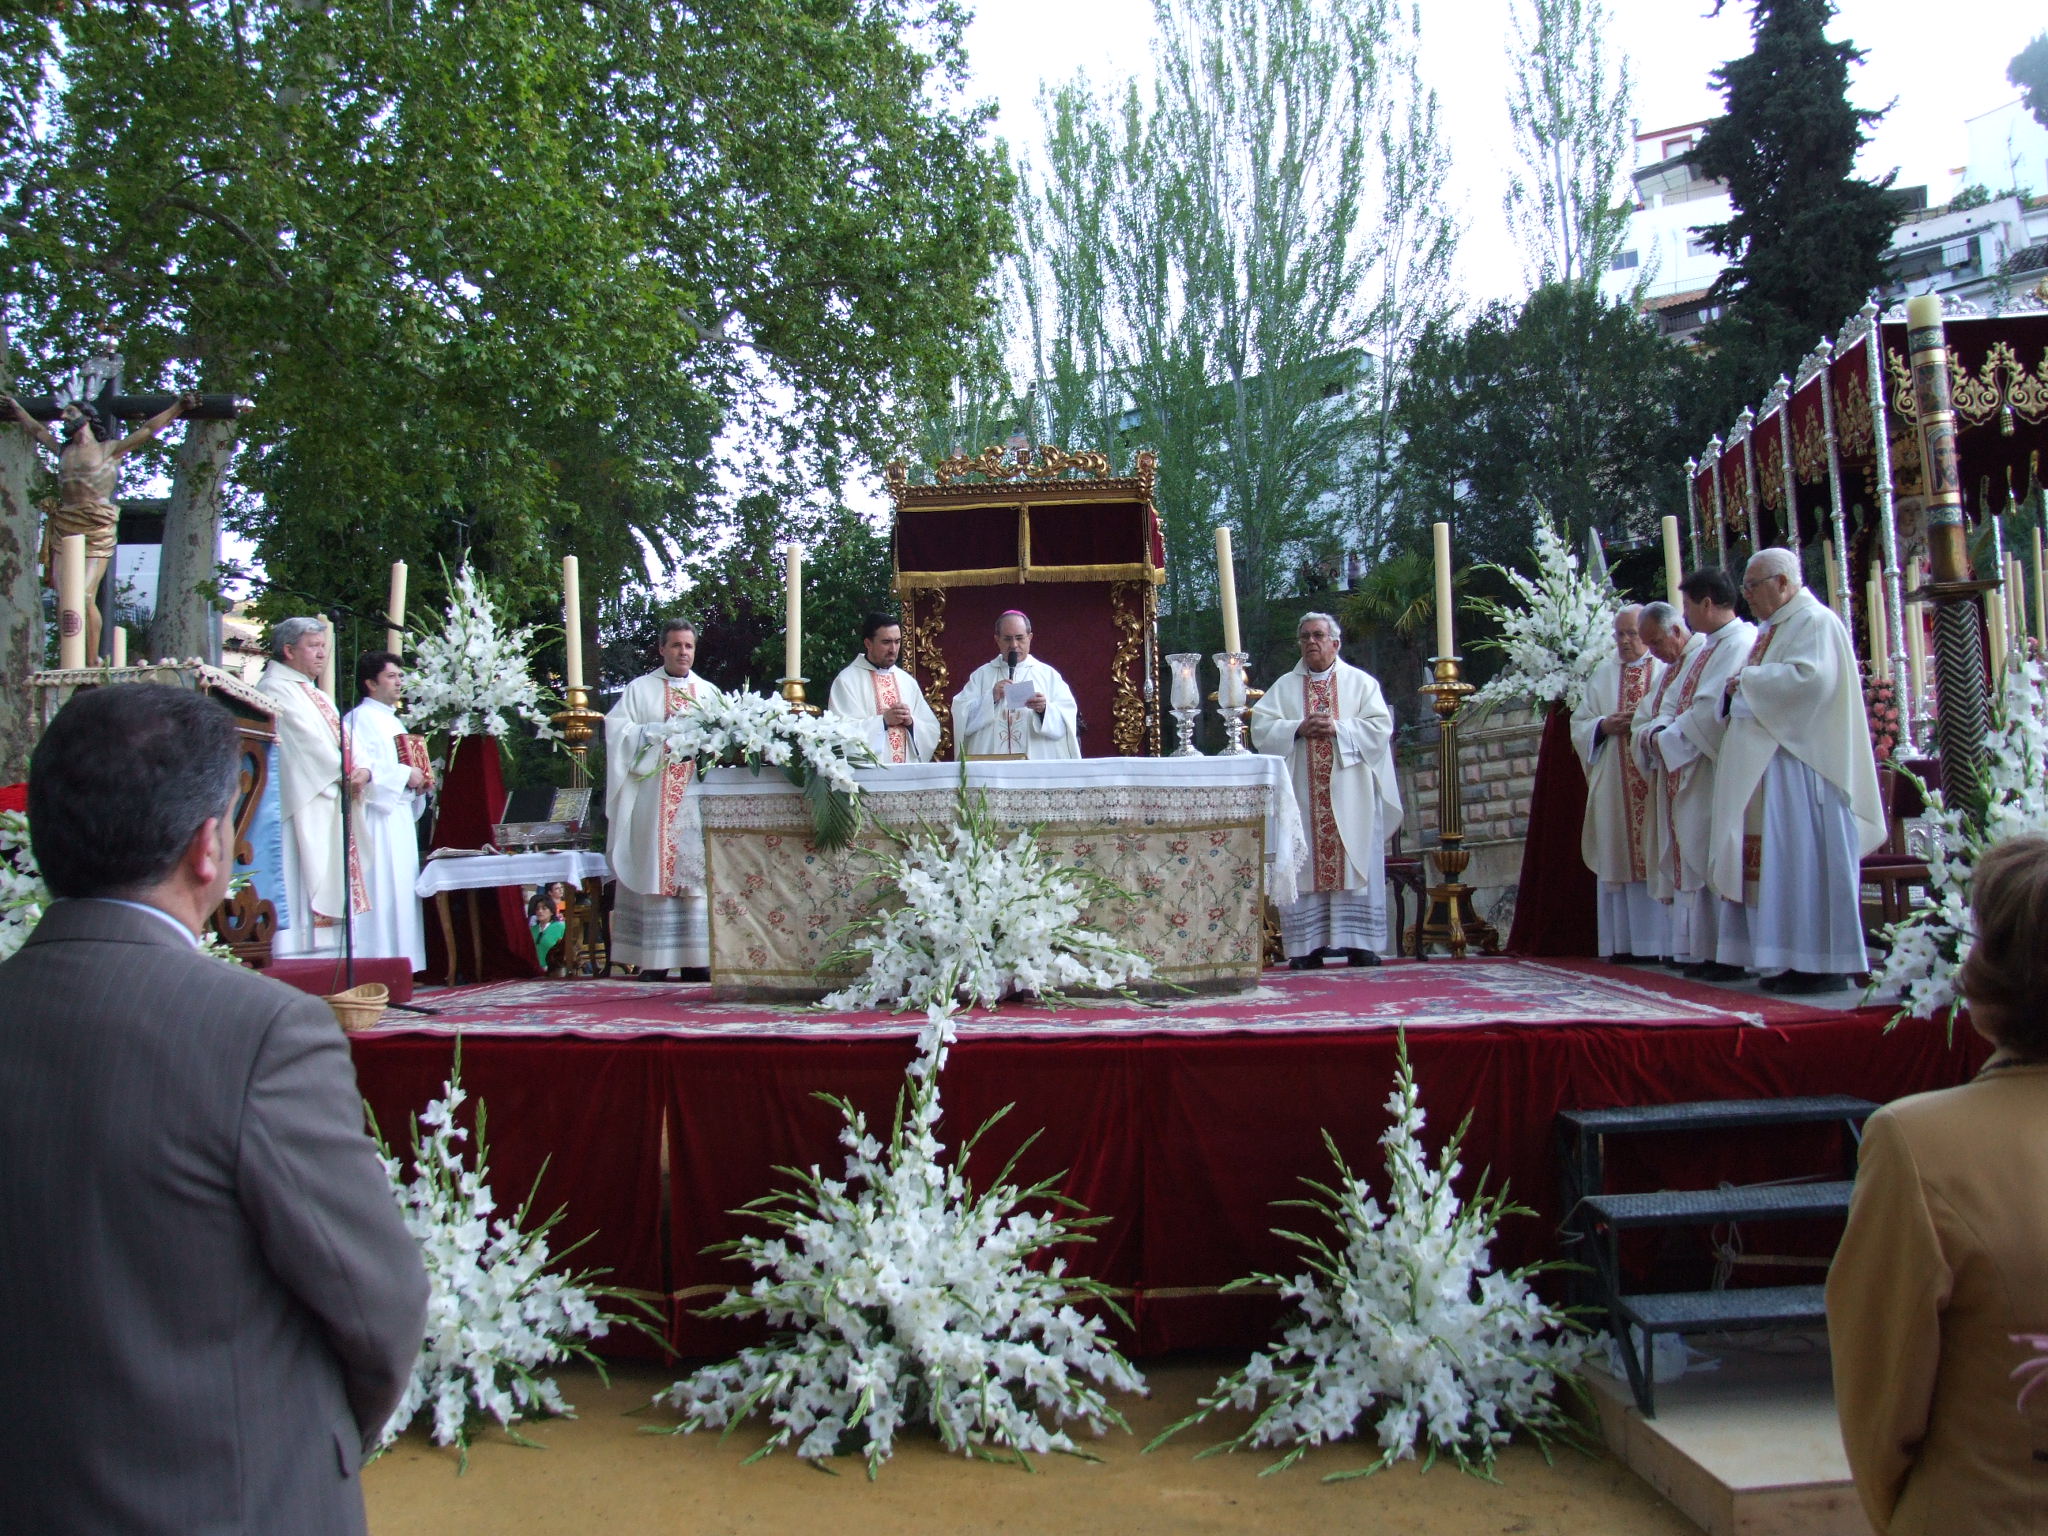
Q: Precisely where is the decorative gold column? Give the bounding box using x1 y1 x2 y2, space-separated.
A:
1416 657 1501 959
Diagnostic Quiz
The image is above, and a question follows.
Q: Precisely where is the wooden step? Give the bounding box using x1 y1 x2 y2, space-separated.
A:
1582 1181 1854 1230
1618 1284 1828 1336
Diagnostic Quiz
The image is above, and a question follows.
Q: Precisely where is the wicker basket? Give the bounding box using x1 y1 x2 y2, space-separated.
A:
325 982 390 1034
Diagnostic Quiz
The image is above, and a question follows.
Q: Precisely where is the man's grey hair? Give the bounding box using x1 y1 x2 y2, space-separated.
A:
1298 611 1343 643
1747 546 1803 587
1638 601 1679 632
659 617 697 641
270 616 324 659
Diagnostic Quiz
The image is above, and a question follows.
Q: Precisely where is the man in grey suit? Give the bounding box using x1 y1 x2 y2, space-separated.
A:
0 684 429 1534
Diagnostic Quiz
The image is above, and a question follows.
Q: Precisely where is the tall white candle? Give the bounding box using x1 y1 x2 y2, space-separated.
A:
783 543 803 682
2034 527 2046 649
2011 557 2028 649
1660 515 1683 608
1988 590 2008 684
111 625 127 669
1214 527 1242 654
57 532 87 670
562 555 584 691
1432 521 1455 659
1905 558 1927 721
319 614 337 699
385 560 408 655
1866 568 1887 680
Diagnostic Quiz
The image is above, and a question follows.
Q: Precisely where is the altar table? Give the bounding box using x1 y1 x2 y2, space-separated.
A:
696 757 1305 996
416 849 612 984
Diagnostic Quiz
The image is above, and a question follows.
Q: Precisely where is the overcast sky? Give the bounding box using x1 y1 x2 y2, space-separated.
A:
961 0 2043 306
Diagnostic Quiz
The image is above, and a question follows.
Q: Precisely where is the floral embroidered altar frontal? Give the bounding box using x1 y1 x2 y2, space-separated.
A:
697 758 1306 997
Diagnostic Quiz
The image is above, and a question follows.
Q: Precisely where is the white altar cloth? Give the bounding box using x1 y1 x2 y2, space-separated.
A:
415 849 612 898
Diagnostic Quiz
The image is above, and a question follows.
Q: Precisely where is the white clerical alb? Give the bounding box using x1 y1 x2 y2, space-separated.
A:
951 656 1080 759
1707 589 1884 978
1250 659 1401 959
258 660 368 956
1574 650 1667 960
1631 630 1705 914
341 695 428 971
605 669 726 970
827 657 942 764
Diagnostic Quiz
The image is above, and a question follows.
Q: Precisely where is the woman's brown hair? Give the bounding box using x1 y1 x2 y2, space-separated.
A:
1960 835 2048 1057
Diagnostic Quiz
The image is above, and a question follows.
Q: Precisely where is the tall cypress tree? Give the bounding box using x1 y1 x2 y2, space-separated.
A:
1684 0 1898 434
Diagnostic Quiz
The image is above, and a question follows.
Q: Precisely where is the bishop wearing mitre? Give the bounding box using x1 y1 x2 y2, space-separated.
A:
257 617 370 956
1707 549 1884 992
951 609 1080 759
604 619 726 978
827 612 941 764
1251 612 1402 968
1573 605 1667 962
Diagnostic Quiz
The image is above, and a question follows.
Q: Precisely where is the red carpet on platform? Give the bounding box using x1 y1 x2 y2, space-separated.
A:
347 961 1984 1362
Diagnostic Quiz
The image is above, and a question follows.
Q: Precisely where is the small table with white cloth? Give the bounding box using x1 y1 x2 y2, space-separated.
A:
695 756 1306 997
415 849 613 985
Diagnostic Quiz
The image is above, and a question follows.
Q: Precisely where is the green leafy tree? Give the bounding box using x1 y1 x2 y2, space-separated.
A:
2011 34 2048 130
1502 0 1635 290
1683 0 1898 435
2 0 1011 671
1392 283 1694 571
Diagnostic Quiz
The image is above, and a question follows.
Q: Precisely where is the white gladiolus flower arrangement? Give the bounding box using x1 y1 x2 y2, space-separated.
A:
0 810 48 963
640 689 878 849
654 1004 1147 1476
372 1059 647 1457
1467 514 1618 716
1870 657 2048 1026
404 560 560 743
819 779 1153 1012
1152 1034 1588 1479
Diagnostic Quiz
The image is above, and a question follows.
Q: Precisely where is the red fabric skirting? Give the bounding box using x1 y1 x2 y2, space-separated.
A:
1506 701 1598 956
265 956 416 1004
423 736 538 983
350 1007 1982 1361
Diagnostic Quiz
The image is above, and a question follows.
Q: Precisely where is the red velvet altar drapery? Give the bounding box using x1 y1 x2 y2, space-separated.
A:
349 1005 1983 1360
424 736 539 982
1505 701 1598 956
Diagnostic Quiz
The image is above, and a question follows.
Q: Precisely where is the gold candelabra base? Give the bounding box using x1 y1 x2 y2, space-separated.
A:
780 676 821 715
551 686 604 789
1416 656 1501 960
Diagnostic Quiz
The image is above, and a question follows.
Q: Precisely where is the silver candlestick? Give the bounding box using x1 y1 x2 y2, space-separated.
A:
1165 652 1205 755
1212 650 1252 755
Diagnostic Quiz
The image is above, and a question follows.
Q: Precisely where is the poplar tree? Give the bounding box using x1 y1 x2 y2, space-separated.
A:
1684 0 1897 433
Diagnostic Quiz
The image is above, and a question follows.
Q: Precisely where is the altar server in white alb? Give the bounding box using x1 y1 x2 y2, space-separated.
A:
1630 570 1754 978
257 617 370 956
1251 612 1401 969
343 650 431 972
1574 604 1668 962
951 609 1081 759
1629 602 1700 935
827 612 941 764
604 619 726 978
1708 548 1884 992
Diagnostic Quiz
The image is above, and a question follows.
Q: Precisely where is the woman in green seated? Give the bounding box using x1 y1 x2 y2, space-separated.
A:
528 891 565 971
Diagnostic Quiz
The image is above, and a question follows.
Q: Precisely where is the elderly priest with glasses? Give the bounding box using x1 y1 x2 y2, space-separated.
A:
1251 611 1401 969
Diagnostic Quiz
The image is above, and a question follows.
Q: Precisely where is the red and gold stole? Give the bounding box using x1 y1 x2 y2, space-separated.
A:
1617 660 1654 881
655 678 700 896
871 666 909 764
302 682 370 921
1304 673 1344 893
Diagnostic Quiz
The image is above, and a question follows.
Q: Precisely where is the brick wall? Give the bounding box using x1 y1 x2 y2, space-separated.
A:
1395 702 1547 933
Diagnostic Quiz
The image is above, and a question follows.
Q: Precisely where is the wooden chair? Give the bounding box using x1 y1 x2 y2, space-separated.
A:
1861 760 1934 946
1385 830 1429 960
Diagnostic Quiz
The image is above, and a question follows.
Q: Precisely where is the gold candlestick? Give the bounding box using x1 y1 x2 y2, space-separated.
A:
550 685 604 789
780 676 820 715
1416 656 1500 959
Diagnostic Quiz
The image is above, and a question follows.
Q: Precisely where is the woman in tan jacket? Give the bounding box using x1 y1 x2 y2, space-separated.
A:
1827 834 2048 1533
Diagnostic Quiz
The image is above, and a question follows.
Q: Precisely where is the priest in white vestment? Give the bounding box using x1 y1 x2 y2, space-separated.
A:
827 612 941 764
1574 605 1667 962
604 619 726 977
1251 611 1401 968
1630 571 1755 979
256 617 370 956
1630 602 1700 953
1707 549 1884 992
343 650 430 971
951 609 1080 759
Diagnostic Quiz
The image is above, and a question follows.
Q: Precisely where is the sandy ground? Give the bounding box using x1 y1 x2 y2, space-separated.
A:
363 1357 1696 1535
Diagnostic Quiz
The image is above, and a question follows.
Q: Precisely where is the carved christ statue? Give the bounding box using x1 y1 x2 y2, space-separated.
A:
3 389 195 661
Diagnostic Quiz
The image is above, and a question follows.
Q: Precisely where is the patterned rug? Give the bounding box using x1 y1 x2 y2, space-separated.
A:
354 958 1836 1040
